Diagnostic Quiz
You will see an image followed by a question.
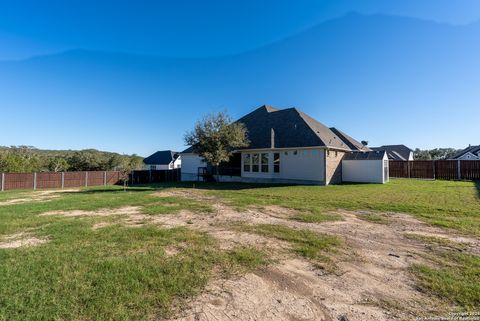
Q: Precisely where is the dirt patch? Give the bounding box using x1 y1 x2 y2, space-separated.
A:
41 206 141 217
0 189 79 206
0 232 48 249
172 259 336 321
153 191 477 321
152 189 213 201
92 222 113 230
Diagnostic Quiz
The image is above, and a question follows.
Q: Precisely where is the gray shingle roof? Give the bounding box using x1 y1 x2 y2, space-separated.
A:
181 105 368 153
330 127 370 152
451 145 480 159
371 145 413 161
344 150 386 160
235 105 361 151
143 150 179 165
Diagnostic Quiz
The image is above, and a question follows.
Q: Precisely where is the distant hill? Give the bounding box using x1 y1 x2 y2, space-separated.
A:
0 146 143 173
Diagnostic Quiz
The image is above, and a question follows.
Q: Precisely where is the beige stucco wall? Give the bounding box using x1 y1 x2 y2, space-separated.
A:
325 150 345 185
241 149 326 183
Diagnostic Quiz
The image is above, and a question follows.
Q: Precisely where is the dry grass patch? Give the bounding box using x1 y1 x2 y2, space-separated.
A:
0 232 48 249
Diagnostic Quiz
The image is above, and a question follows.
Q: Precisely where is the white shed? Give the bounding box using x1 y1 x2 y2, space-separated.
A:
180 152 206 181
342 151 389 184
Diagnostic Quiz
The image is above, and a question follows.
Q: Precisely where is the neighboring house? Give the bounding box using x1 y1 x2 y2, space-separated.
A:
371 145 414 161
450 145 480 160
143 150 181 170
180 105 388 184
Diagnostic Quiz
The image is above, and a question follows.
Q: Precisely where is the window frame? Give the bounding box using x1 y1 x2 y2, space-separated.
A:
252 153 259 172
243 153 251 172
273 153 280 173
261 153 269 173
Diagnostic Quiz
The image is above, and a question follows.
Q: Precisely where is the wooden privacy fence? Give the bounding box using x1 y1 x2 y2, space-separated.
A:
129 169 181 184
0 171 121 191
389 160 480 180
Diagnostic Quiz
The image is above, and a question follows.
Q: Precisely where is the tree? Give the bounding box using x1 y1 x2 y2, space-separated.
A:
184 111 249 167
117 157 138 192
414 148 460 160
47 157 70 172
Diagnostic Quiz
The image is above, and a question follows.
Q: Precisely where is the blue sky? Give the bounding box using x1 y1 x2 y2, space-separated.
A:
0 0 479 156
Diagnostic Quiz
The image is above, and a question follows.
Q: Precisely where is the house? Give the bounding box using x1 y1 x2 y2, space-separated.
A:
371 145 414 161
450 145 480 160
143 150 181 170
181 105 388 184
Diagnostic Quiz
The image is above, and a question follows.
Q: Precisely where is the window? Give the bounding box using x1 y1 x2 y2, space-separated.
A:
274 153 280 173
335 151 338 157
261 153 269 172
252 153 259 172
284 151 288 156
150 165 157 170
293 150 298 155
243 153 251 172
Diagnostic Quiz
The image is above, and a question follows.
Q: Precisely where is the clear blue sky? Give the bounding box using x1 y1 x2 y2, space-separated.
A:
0 0 479 156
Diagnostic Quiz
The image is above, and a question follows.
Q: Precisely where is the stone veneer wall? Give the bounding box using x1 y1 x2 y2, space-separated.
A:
325 150 345 185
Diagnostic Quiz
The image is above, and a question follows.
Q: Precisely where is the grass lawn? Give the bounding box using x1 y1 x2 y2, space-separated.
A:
408 234 480 310
0 179 479 319
199 179 480 236
0 186 265 320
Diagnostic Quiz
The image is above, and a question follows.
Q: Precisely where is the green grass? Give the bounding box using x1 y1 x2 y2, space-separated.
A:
291 211 342 223
200 179 480 236
141 196 214 215
0 222 266 321
234 223 340 261
0 185 265 320
1 179 479 318
410 236 480 310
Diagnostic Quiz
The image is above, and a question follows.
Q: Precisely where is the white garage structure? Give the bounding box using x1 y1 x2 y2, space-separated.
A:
342 151 389 184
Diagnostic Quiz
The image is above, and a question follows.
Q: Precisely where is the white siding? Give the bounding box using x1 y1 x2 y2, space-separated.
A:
342 157 388 184
241 149 325 183
172 157 182 169
180 154 206 181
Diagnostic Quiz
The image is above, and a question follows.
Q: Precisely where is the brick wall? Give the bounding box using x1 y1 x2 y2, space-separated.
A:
325 150 345 185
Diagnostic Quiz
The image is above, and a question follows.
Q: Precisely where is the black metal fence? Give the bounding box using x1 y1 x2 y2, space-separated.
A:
129 169 181 184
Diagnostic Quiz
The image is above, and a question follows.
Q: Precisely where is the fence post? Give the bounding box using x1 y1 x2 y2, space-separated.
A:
61 172 65 189
1 173 4 192
458 160 461 180
104 171 107 186
149 169 152 184
33 172 37 191
85 172 88 187
432 161 436 180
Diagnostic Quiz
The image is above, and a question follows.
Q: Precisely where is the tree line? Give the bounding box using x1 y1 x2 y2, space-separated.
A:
0 146 144 173
413 148 460 160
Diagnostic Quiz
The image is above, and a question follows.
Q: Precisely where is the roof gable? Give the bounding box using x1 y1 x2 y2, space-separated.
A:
143 150 178 165
452 145 480 159
330 127 370 151
371 145 412 160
